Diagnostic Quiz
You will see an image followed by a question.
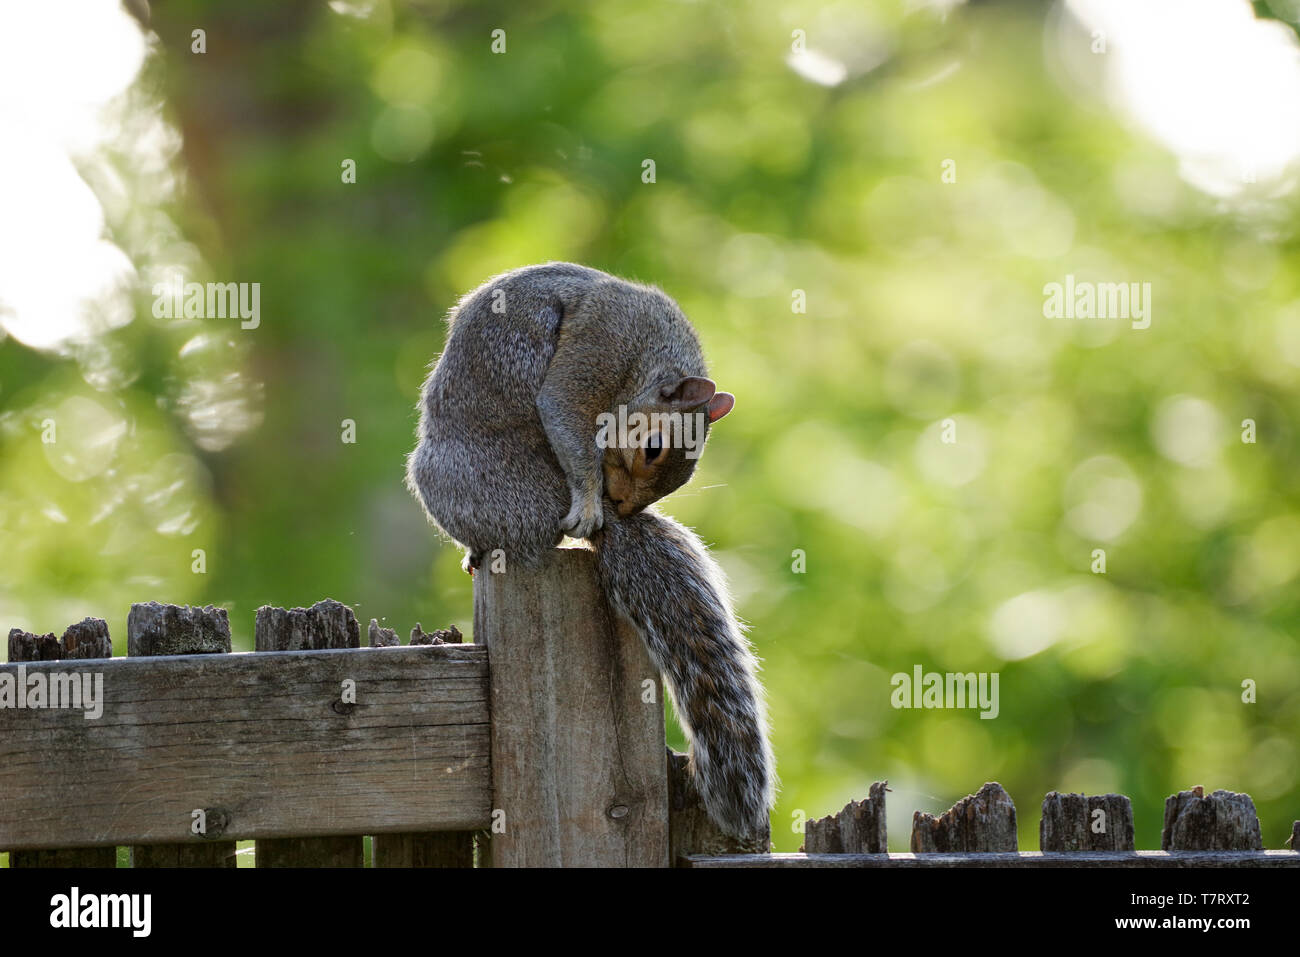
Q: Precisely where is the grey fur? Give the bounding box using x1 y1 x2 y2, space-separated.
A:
406 262 776 839
595 506 776 840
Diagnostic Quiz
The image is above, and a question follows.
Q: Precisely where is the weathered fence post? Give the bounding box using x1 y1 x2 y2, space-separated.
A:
254 599 365 868
1040 791 1135 851
668 750 771 861
803 782 888 854
1161 786 1263 851
127 602 237 867
911 781 1018 852
371 619 476 868
6 619 116 868
474 547 669 866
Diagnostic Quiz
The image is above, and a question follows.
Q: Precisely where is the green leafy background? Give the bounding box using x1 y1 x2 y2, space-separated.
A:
2 0 1298 855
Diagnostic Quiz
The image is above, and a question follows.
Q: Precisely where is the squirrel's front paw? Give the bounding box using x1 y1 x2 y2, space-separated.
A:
561 490 604 540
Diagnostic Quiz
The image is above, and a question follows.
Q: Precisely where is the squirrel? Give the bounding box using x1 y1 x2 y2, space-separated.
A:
406 261 775 841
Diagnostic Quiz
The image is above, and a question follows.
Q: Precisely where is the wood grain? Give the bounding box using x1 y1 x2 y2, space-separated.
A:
1161 787 1264 851
254 599 364 868
6 620 117 868
372 832 475 867
474 547 669 867
804 782 888 854
370 613 477 868
912 782 1018 852
128 602 236 867
1040 791 1135 851
0 645 491 851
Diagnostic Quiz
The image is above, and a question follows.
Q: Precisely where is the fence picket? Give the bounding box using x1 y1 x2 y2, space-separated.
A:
6 620 117 869
1040 792 1135 851
126 602 237 868
803 782 888 854
254 599 364 868
912 781 1018 852
370 617 477 868
1162 787 1263 851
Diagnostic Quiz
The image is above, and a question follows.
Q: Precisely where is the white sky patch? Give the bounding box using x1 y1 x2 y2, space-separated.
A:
1064 0 1300 199
0 1 148 351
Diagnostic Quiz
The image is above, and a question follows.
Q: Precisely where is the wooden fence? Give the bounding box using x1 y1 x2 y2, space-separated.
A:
691 781 1299 868
1 547 1297 868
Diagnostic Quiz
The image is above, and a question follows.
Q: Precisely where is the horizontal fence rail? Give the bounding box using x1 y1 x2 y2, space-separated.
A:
0 645 491 851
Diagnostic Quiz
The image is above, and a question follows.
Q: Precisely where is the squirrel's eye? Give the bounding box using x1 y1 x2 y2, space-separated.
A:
644 432 664 464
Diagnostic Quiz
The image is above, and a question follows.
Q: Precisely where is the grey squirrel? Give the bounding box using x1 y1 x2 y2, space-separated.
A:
406 261 775 841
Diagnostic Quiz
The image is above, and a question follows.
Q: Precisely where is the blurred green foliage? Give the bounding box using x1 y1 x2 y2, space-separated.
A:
2 0 1299 853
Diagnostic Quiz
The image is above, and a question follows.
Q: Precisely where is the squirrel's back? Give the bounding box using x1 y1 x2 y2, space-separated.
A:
407 262 706 565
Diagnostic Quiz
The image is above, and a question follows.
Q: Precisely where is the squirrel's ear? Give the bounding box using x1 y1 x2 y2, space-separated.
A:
707 392 735 422
660 376 716 408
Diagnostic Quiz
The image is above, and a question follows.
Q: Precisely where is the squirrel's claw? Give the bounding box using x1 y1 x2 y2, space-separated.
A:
561 492 604 540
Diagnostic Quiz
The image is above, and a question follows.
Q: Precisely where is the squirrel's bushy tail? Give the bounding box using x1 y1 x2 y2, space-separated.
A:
594 507 775 841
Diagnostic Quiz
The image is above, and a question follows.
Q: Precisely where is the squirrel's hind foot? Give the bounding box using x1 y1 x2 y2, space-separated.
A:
461 549 483 576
